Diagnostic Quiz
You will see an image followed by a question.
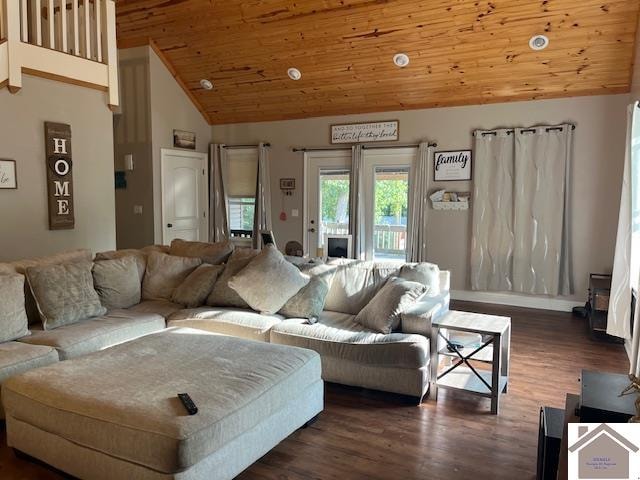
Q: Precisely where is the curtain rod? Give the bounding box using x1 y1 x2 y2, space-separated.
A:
479 124 576 137
223 143 271 149
292 142 437 153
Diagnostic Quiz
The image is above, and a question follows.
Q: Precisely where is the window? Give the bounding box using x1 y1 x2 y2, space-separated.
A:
225 148 258 239
373 167 409 261
319 169 350 247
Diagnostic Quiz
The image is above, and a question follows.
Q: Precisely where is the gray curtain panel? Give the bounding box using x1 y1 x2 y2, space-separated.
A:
406 142 433 262
252 142 273 249
349 144 365 259
470 129 515 292
471 124 573 296
209 144 229 242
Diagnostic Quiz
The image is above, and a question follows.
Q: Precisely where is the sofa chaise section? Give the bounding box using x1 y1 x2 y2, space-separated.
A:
18 311 166 360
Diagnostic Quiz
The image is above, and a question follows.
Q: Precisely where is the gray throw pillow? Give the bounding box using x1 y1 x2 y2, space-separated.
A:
169 239 234 265
206 248 260 308
399 263 440 295
172 264 224 308
142 252 202 301
26 261 107 330
92 257 141 310
228 245 310 314
279 264 336 322
0 274 30 342
355 277 427 334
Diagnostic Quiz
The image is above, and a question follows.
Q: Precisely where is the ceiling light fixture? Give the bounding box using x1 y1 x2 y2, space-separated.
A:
529 35 549 51
393 53 410 68
200 79 213 90
287 68 302 81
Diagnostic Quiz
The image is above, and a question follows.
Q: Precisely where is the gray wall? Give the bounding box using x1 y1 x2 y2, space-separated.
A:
212 94 629 301
114 47 212 248
0 75 116 261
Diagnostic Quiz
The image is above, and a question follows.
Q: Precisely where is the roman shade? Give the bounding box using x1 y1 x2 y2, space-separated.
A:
226 149 258 198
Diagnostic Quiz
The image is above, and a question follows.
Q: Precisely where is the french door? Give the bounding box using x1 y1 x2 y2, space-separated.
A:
304 147 415 261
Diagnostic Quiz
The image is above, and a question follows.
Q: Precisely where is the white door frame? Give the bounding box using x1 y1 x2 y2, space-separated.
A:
160 148 208 244
303 149 351 256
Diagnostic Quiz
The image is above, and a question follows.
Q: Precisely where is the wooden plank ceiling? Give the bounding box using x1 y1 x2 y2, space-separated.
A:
116 0 640 125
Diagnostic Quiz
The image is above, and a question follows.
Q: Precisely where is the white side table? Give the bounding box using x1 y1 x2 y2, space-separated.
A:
428 310 511 414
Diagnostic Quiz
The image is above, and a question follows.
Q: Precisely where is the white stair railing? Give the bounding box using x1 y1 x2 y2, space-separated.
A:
0 0 118 107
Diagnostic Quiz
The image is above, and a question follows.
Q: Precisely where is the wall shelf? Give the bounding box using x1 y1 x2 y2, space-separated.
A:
432 201 469 210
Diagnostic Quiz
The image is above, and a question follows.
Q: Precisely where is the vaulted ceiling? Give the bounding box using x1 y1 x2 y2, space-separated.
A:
116 0 640 125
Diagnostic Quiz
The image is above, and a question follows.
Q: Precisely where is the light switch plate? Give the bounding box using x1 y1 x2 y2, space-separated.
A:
134 205 143 215
291 209 299 217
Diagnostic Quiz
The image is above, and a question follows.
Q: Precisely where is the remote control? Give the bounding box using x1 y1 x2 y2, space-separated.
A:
177 393 198 415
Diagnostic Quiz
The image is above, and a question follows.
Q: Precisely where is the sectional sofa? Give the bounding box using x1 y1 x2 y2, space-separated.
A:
0 240 450 414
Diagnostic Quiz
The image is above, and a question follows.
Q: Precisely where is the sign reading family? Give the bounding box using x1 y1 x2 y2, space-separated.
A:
434 150 472 181
44 122 75 230
330 120 399 144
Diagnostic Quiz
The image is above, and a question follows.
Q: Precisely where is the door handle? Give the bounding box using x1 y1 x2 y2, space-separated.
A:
308 228 316 233
167 223 173 228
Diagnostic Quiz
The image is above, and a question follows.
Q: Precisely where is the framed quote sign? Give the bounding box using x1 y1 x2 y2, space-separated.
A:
45 122 75 230
0 160 17 189
434 150 472 181
330 120 399 144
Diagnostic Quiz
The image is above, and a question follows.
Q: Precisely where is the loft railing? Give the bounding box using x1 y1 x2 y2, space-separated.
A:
0 0 118 108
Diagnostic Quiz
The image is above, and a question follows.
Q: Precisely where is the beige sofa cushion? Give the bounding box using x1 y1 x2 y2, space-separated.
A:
169 239 234 265
4 329 321 473
168 307 285 342
3 249 92 325
18 310 165 360
229 245 309 314
206 248 259 308
171 264 224 308
355 277 426 334
26 261 106 330
323 261 380 315
142 252 201 301
270 310 429 369
0 274 30 343
127 300 183 320
279 264 336 322
399 263 441 295
94 245 170 282
0 342 59 418
92 257 141 310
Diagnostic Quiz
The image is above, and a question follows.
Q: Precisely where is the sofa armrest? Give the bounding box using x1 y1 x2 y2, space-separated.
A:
400 291 450 337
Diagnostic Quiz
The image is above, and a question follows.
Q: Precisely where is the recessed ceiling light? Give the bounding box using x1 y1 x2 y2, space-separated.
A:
200 79 213 90
393 53 410 68
529 35 549 51
287 68 302 81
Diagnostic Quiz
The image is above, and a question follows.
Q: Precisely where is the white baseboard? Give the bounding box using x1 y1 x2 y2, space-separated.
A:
451 290 583 312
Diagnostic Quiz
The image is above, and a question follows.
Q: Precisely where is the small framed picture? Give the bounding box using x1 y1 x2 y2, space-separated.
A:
434 150 472 181
324 234 352 259
0 159 17 189
173 130 196 150
280 178 295 190
260 230 276 248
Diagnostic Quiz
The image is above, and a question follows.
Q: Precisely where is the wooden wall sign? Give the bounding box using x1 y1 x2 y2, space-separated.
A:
330 120 399 144
44 122 75 230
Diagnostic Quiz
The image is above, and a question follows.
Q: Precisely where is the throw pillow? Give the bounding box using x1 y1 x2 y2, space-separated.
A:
26 261 107 330
141 252 202 301
279 264 336 322
0 274 30 342
92 257 141 310
169 239 234 265
206 248 260 308
355 277 427 334
228 245 310 314
399 263 440 295
172 264 224 308
94 249 147 282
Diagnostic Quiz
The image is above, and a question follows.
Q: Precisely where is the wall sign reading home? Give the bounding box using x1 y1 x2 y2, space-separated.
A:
45 122 75 230
434 150 472 181
330 121 399 144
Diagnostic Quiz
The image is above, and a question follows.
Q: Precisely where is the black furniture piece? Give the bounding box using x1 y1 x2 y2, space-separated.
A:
537 406 564 480
588 273 622 343
580 369 635 422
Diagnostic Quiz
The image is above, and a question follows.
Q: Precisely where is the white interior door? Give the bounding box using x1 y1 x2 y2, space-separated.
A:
304 150 351 256
161 149 208 244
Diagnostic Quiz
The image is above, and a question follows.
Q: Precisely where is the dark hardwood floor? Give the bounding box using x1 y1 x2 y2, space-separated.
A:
0 301 628 480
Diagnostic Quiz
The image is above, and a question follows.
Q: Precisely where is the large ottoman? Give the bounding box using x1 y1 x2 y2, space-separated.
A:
2 328 323 480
